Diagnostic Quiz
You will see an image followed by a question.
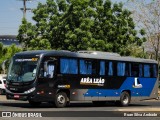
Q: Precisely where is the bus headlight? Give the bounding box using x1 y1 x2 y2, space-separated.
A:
24 87 36 94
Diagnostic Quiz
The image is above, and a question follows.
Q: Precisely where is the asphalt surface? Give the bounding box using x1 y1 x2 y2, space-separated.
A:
0 95 160 120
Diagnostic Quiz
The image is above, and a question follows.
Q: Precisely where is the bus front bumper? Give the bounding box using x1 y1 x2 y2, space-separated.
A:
5 88 36 101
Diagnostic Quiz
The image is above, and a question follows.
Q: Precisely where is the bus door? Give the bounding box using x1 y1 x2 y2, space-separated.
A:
37 59 56 101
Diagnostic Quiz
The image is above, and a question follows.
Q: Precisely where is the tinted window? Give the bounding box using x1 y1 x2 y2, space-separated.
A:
99 61 105 75
60 58 78 74
131 63 139 77
117 62 126 76
125 63 130 76
152 65 158 77
144 64 150 77
46 62 54 78
139 64 143 77
0 81 2 84
39 61 55 78
80 60 97 75
108 61 113 76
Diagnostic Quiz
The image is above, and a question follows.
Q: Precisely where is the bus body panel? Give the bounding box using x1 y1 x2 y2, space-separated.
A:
5 50 159 105
69 77 157 101
6 75 158 102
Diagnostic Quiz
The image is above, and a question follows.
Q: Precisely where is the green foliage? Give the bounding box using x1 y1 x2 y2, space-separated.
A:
17 18 37 50
17 0 145 56
139 29 146 36
0 43 22 73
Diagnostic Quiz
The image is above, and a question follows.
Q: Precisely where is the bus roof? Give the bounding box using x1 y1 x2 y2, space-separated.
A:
15 50 158 64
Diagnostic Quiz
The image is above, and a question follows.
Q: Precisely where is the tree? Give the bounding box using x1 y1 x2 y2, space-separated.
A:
127 0 160 61
17 18 37 50
0 43 22 73
88 0 146 55
17 0 145 56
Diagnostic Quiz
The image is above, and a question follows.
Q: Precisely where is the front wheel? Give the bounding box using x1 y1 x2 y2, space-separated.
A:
0 89 2 95
119 91 131 106
0 89 5 95
55 92 68 108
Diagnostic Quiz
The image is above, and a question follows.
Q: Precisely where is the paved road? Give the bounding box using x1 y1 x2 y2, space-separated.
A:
0 95 160 120
0 95 160 111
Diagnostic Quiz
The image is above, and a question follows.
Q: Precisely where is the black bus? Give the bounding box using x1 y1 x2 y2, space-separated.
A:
6 50 158 107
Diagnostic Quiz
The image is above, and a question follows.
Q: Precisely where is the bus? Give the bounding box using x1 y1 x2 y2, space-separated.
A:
5 50 158 108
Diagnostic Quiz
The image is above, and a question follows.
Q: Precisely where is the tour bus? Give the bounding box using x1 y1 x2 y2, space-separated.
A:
5 50 158 107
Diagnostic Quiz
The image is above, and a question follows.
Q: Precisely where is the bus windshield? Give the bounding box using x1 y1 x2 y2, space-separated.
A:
7 57 39 82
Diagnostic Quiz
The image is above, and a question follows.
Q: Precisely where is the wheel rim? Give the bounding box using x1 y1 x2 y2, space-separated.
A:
122 94 129 104
57 95 65 104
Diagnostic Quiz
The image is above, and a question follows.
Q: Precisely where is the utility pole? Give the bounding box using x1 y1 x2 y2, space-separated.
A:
19 0 32 19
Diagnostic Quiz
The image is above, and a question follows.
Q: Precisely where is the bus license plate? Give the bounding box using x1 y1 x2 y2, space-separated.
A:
14 95 20 98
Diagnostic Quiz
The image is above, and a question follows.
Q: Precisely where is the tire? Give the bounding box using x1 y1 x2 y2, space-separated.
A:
92 101 106 106
2 89 6 95
0 89 4 95
119 91 130 107
0 89 2 95
29 100 41 107
3 89 6 95
55 92 68 108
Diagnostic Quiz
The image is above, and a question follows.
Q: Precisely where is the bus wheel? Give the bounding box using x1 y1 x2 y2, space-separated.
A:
119 91 130 106
0 89 4 95
29 100 41 107
55 92 68 108
0 89 2 95
92 101 106 106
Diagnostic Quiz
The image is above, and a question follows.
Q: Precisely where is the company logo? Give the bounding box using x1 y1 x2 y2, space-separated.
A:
80 77 105 86
2 112 11 117
132 78 142 88
1 112 42 118
58 85 70 88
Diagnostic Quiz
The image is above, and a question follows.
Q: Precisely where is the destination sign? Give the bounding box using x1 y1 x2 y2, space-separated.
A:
15 58 38 62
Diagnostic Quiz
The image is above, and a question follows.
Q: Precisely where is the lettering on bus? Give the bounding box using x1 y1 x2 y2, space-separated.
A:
80 77 105 86
15 58 38 62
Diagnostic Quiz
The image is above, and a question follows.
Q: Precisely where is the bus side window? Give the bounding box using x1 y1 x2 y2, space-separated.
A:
46 63 54 78
139 64 143 77
117 62 125 76
60 58 78 74
99 61 105 75
80 60 97 75
153 64 157 77
144 64 150 77
125 63 129 76
80 60 92 74
108 61 113 76
131 63 139 77
39 62 54 78
92 60 97 75
151 64 157 78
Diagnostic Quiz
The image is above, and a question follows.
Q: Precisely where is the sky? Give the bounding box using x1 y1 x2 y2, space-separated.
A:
0 0 46 35
0 0 151 35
